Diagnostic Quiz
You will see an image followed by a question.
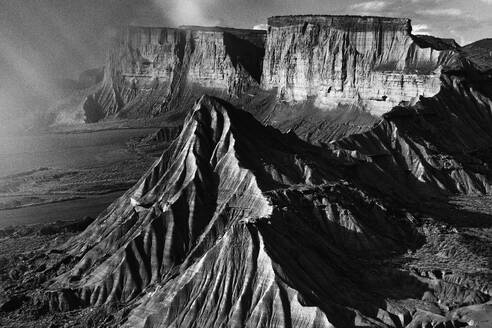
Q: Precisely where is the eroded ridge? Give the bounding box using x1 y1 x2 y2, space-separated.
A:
33 94 490 327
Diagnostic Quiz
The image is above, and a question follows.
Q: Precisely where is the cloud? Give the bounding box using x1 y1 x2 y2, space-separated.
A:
151 0 220 26
0 30 55 98
253 24 269 30
412 24 431 35
449 29 467 45
350 1 389 11
417 8 463 16
0 0 167 132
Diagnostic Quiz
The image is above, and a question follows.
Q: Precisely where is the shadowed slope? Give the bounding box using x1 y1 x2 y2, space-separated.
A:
334 63 492 195
463 39 492 72
49 96 275 305
44 96 428 327
83 26 266 122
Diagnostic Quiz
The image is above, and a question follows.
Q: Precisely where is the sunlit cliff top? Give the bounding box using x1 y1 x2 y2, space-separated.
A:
268 15 411 32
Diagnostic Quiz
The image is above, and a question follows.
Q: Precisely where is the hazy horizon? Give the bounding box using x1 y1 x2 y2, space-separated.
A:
1 0 491 134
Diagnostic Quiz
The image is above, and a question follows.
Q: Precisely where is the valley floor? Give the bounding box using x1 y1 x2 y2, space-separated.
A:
0 124 168 327
0 126 159 227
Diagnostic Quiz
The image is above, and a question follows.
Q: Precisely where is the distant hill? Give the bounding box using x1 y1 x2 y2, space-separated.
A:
463 38 492 70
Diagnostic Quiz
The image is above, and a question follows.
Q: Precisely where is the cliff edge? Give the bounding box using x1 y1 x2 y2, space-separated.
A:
50 15 490 146
262 15 458 115
83 26 266 122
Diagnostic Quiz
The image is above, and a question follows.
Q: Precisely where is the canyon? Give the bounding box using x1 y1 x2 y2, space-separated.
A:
78 26 266 123
262 16 456 114
54 15 467 142
1 14 491 328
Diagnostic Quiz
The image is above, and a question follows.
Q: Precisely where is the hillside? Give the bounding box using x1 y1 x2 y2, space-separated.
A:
1 15 491 328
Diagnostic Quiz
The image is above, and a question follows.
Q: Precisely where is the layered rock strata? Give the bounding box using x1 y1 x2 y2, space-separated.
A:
334 61 492 194
261 15 458 115
52 16 474 145
43 96 491 327
47 96 424 325
84 26 266 121
35 15 492 328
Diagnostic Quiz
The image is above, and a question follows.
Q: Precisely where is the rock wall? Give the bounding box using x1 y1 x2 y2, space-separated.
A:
261 15 458 116
55 16 477 145
47 96 420 325
86 26 266 119
63 16 464 134
333 63 492 195
37 16 492 328
44 96 491 327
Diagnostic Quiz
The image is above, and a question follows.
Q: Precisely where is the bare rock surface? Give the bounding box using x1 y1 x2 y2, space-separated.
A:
4 14 492 328
31 95 490 327
50 16 469 143
463 38 492 71
262 16 455 113
80 26 266 123
258 15 465 143
334 60 492 195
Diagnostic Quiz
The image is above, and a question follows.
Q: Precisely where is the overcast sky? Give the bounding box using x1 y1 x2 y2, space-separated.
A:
0 0 491 129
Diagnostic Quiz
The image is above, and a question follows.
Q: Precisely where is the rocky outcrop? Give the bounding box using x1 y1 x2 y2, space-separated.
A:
36 16 492 327
333 61 492 195
46 96 418 322
50 16 476 144
85 26 266 120
246 16 468 143
463 38 492 71
262 15 458 115
43 96 491 327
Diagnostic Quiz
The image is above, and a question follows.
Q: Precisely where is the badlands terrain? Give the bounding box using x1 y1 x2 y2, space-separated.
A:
0 15 491 328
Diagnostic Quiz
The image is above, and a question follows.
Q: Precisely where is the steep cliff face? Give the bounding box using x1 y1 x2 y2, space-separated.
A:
333 61 492 195
85 26 266 121
261 16 459 116
39 96 491 328
25 15 492 328
53 16 466 144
